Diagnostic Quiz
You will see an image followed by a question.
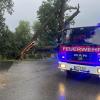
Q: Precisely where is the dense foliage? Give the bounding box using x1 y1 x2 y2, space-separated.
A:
0 0 13 34
14 21 32 58
33 0 77 46
0 0 14 59
0 20 32 59
0 0 79 59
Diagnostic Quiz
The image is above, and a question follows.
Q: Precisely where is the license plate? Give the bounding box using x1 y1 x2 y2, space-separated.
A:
73 66 86 72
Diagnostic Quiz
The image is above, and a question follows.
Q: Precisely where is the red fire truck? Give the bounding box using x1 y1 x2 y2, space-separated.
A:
58 25 100 77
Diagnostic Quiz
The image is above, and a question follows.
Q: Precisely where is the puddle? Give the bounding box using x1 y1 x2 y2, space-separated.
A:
0 72 8 88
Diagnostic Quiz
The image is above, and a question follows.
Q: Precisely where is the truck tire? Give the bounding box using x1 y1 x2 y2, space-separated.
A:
65 70 72 78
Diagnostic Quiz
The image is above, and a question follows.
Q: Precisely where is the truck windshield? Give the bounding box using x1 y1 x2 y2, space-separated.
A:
63 26 100 46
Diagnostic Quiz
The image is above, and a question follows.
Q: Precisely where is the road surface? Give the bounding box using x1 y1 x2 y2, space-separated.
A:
0 59 100 100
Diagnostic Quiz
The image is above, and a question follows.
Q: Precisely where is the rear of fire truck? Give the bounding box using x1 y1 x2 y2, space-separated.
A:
58 25 100 77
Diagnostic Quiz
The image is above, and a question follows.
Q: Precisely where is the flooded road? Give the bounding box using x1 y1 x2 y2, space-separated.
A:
0 60 100 100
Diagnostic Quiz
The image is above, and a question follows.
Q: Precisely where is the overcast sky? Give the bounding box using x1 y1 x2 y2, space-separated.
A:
5 0 100 31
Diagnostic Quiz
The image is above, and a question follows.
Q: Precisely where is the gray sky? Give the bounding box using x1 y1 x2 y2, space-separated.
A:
5 0 100 31
71 0 100 27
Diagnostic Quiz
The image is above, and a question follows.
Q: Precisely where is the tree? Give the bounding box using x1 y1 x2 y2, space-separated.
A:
15 20 32 58
0 26 15 59
0 20 32 59
0 0 14 34
33 0 79 46
0 0 14 59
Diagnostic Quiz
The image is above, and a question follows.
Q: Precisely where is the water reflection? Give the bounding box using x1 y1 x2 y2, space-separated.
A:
58 83 67 100
0 73 8 88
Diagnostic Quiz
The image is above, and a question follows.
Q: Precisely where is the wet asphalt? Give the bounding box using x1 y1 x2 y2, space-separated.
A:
0 59 100 100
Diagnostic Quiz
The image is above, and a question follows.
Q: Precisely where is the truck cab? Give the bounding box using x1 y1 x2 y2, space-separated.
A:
58 25 100 77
